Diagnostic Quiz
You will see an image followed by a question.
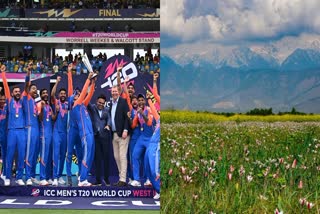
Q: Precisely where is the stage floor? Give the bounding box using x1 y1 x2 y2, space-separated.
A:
0 176 160 210
0 196 160 210
0 176 157 199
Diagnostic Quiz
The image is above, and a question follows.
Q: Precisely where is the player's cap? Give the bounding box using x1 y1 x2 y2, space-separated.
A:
137 93 145 99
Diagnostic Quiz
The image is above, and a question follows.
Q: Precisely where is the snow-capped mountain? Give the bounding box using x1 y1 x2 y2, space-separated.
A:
281 48 320 71
163 35 320 71
161 41 320 112
219 47 279 70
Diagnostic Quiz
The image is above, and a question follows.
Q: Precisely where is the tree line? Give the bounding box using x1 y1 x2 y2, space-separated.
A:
195 107 310 117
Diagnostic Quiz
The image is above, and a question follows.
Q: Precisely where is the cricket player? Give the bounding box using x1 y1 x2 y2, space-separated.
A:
66 64 82 186
23 62 41 186
145 93 160 199
0 86 7 181
70 72 96 186
38 89 57 185
130 93 154 187
51 76 68 186
1 65 25 186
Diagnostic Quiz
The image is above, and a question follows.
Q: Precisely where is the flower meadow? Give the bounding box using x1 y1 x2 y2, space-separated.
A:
161 116 320 213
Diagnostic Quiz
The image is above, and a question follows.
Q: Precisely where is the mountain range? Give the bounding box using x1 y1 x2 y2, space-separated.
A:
161 44 320 113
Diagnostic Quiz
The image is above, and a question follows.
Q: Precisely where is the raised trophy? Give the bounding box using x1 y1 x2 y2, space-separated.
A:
82 53 98 79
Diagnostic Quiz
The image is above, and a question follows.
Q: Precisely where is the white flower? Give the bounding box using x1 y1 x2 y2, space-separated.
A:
210 159 216 167
175 161 181 167
299 198 306 206
274 208 283 214
307 202 314 210
210 180 216 186
239 165 245 176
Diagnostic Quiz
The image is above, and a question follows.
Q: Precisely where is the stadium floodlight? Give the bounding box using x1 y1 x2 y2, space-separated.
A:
83 53 98 79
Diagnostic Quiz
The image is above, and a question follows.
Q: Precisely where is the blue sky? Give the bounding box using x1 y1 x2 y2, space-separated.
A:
161 0 320 60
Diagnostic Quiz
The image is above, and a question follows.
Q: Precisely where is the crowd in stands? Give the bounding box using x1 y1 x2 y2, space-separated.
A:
0 49 160 75
134 48 159 73
1 0 160 10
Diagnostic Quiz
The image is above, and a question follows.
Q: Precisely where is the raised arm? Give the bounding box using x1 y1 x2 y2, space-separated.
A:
83 78 96 106
67 63 73 97
153 72 160 104
24 62 32 94
123 76 132 110
123 76 129 96
147 93 159 121
0 65 11 102
73 72 93 107
51 75 61 105
127 96 132 111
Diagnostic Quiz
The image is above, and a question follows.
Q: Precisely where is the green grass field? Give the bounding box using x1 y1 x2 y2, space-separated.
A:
0 210 159 214
161 111 320 213
162 110 320 123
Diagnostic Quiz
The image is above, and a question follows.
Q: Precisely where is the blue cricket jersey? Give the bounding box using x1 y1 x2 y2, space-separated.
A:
53 100 68 133
39 103 53 137
7 98 24 129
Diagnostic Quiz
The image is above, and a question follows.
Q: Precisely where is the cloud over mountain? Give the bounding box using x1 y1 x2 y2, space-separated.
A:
161 0 320 43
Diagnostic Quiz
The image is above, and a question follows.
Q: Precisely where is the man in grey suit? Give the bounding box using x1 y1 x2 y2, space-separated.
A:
110 85 130 187
88 94 112 186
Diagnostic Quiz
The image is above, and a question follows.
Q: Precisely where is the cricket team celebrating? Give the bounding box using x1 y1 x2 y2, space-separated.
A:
0 62 160 199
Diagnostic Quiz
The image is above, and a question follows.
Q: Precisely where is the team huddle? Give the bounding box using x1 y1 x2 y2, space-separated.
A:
0 63 160 199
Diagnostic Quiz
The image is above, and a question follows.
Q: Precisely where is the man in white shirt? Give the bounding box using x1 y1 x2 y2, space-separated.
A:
110 85 130 187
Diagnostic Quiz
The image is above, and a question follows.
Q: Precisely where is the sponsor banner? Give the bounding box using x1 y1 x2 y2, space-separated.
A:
65 37 159 44
54 32 160 38
0 31 160 43
0 186 156 198
0 36 159 44
25 8 159 18
0 196 159 210
0 31 160 39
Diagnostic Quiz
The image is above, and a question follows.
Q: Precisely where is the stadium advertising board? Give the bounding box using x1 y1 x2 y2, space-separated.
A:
0 8 159 18
0 32 160 44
